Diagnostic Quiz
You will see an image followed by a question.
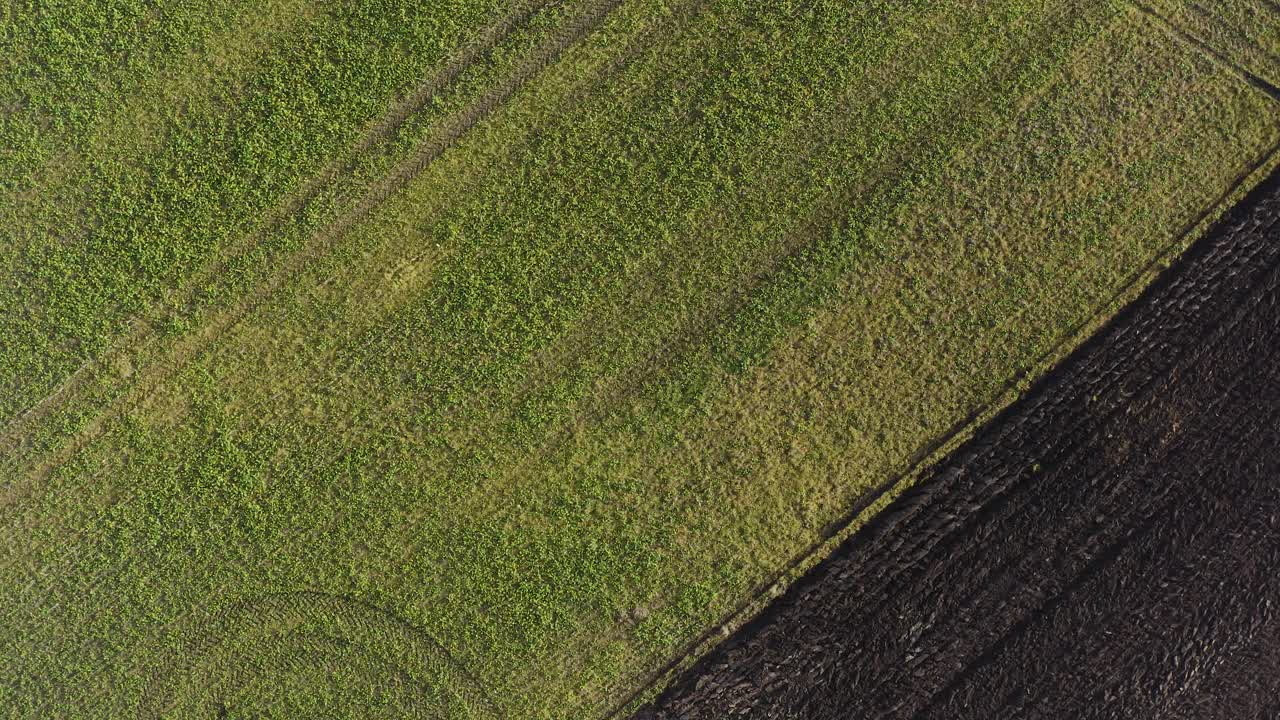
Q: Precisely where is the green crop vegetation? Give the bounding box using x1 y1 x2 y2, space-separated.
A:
2 0 1278 717
1143 0 1280 86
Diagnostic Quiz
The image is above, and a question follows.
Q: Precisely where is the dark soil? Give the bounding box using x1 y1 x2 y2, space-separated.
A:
637 167 1280 720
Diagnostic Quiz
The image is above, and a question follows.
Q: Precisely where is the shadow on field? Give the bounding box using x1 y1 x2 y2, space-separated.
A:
637 166 1280 719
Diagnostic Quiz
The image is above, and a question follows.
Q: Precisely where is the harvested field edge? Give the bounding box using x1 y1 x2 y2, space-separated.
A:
1134 1 1280 102
601 132 1280 717
634 157 1280 715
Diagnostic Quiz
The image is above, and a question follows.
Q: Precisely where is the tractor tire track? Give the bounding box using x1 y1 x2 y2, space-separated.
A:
0 0 555 465
0 0 686 641
0 0 627 500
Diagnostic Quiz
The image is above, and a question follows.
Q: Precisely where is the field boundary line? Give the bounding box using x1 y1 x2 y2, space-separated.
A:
71 1 1184 703
5 0 1269 666
527 132 1280 713
7 2 1269 712
804 142 1280 647
644 160 1280 715
275 4 1103 695
854 198 1280 640
478 0 1147 697
1131 0 1280 103
0 0 553 456
599 137 1280 720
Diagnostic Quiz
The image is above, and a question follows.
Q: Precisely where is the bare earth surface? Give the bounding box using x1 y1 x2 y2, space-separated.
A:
639 168 1280 719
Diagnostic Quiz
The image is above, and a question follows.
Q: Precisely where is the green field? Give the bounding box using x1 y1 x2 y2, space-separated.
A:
2 0 1278 717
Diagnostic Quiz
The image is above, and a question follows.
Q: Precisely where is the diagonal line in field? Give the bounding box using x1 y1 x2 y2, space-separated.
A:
1131 0 1280 103
10 2 1280 712
0 0 555 458
615 10 1280 700
0 0 626 498
0 0 654 588
1185 1 1280 68
24 1 1244 707
359 4 1115 699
